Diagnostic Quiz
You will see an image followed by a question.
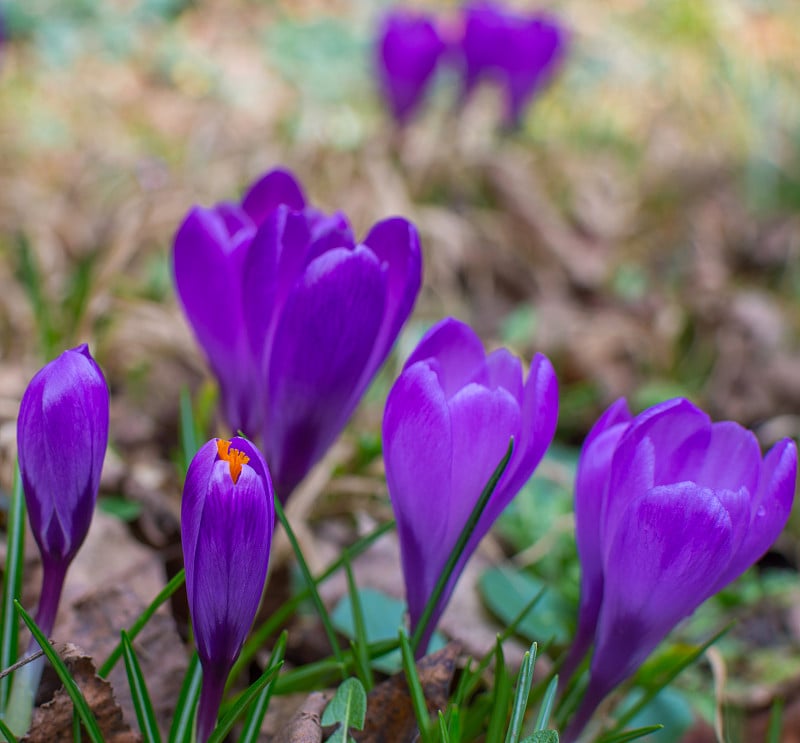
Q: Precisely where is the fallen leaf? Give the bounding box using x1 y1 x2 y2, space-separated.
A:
352 642 461 743
23 643 138 743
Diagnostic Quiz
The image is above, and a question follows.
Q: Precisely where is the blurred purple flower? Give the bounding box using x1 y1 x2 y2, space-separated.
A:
460 1 567 127
174 167 422 503
375 8 447 124
17 344 109 637
562 398 797 741
182 437 275 743
383 318 558 655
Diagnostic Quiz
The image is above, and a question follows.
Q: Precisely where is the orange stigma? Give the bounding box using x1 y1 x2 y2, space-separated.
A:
216 439 250 485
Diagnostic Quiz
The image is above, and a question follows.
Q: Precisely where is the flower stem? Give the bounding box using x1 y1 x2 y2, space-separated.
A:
4 558 68 735
196 670 226 743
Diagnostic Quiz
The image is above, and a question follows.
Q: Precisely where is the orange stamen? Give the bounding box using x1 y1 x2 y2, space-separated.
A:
216 439 250 485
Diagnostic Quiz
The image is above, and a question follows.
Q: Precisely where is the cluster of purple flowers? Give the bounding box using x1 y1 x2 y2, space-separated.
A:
14 162 797 740
376 1 568 128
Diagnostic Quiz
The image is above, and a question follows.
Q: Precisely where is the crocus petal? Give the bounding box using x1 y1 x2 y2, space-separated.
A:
562 399 632 679
602 399 709 548
191 462 271 672
713 438 798 590
592 484 734 697
241 168 306 227
405 318 489 395
376 10 445 123
180 438 219 610
266 247 387 499
18 345 109 566
383 360 454 630
497 353 559 502
173 206 259 435
360 218 423 378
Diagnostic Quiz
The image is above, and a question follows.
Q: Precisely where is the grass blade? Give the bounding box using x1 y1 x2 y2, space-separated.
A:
14 601 103 743
0 465 26 712
534 675 559 732
98 569 186 678
168 652 201 743
237 632 288 743
486 637 511 743
398 631 433 743
344 559 373 691
0 717 18 742
411 439 514 655
599 724 664 743
120 631 162 743
207 661 283 743
273 498 344 668
505 643 537 743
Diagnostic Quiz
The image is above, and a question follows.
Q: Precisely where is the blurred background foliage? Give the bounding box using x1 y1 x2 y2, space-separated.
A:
1 0 800 738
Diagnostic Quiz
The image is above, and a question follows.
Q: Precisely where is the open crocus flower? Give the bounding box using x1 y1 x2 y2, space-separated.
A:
459 1 567 128
17 344 109 638
375 8 447 124
174 167 422 504
182 437 275 743
383 318 558 655
562 398 797 742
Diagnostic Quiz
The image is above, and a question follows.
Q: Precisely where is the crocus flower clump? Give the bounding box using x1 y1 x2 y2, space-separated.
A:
561 398 798 741
173 167 422 502
17 344 110 638
374 2 567 128
383 318 558 655
182 437 275 743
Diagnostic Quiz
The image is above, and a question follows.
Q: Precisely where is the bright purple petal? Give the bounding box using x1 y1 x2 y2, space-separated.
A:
18 345 109 566
173 206 260 435
241 168 306 227
265 247 387 500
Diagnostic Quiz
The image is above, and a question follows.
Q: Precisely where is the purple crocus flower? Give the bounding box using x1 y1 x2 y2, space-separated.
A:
174 167 422 503
383 318 558 655
182 437 275 743
561 398 797 742
460 1 567 128
16 344 109 638
375 8 447 124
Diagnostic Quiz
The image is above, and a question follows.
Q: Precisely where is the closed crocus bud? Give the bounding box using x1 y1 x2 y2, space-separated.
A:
17 344 109 638
460 1 566 128
182 437 275 743
375 8 446 124
242 205 422 503
383 318 558 656
562 398 797 742
173 168 307 437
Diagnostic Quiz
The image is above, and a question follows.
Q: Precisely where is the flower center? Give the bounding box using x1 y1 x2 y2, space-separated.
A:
216 439 250 484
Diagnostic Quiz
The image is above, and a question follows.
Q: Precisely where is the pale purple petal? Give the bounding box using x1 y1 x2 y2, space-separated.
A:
592 484 734 698
383 360 453 631
405 318 489 395
713 438 797 589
